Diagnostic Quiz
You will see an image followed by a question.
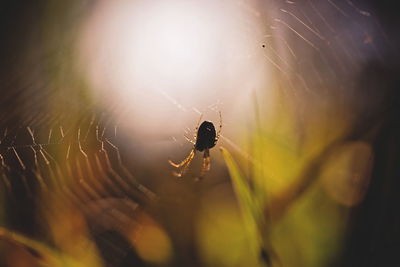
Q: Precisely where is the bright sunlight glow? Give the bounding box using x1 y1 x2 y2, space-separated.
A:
134 3 213 85
78 0 269 137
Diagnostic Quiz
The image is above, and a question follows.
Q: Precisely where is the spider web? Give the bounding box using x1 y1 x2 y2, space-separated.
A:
0 81 157 265
158 0 392 166
0 0 397 266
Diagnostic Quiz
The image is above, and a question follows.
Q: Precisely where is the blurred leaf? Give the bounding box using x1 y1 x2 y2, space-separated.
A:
220 147 269 266
0 227 103 267
220 147 255 216
197 197 260 267
0 227 65 266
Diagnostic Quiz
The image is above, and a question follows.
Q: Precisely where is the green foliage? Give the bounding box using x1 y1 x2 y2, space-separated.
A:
220 147 272 266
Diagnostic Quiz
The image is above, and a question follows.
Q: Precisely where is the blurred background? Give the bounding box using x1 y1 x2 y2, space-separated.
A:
0 0 399 266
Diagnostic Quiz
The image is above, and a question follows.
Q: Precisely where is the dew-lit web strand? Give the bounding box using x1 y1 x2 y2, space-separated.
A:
0 154 7 169
32 169 48 192
0 115 156 205
157 89 187 112
235 10 288 75
72 157 96 202
346 0 370 16
265 34 297 60
261 11 327 85
232 0 288 77
275 1 381 121
272 3 358 97
279 8 326 41
155 67 260 167
71 131 126 202
30 146 39 168
12 147 26 170
5 128 57 194
327 0 349 18
261 44 287 74
3 126 72 202
94 153 129 198
308 0 335 33
264 1 368 186
262 40 291 69
83 114 96 142
103 137 157 201
153 1 300 165
83 154 104 196
93 126 157 202
262 36 308 96
0 128 91 151
296 73 314 95
293 0 356 82
77 157 105 201
40 142 64 189
273 18 320 52
242 0 375 163
298 6 324 38
6 154 32 198
159 85 257 165
80 120 157 203
102 142 152 202
244 3 325 154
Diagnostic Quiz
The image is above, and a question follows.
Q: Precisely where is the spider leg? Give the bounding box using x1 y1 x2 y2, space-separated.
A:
168 148 195 168
168 149 196 177
193 113 203 140
215 111 222 141
197 149 211 181
178 150 195 176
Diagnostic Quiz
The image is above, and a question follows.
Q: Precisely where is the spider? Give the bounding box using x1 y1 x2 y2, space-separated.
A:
169 112 222 179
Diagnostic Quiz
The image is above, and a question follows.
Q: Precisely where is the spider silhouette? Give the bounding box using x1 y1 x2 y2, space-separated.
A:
169 112 222 179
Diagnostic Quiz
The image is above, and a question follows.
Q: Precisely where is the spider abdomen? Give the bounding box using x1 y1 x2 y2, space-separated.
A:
195 121 216 152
